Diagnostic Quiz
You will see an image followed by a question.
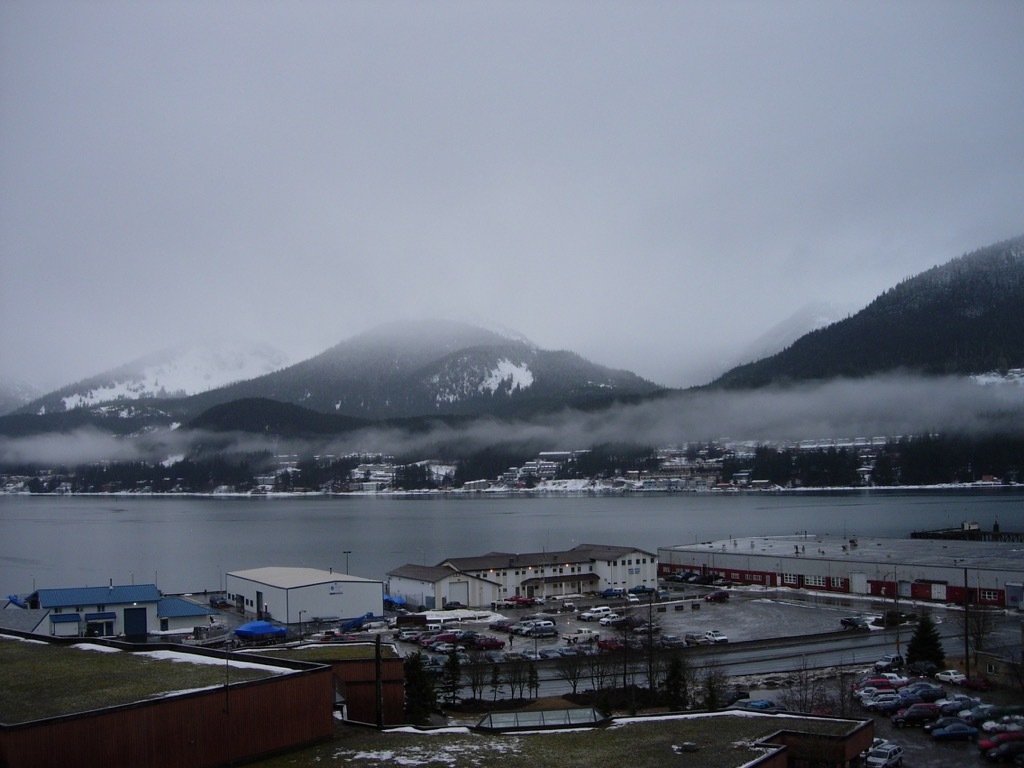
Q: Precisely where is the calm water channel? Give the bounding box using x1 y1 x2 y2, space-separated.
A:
2 489 1022 596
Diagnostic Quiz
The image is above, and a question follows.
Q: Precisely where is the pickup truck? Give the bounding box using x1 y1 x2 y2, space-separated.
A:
561 628 599 644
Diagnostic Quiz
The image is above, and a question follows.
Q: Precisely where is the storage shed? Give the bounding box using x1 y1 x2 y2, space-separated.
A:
226 567 383 624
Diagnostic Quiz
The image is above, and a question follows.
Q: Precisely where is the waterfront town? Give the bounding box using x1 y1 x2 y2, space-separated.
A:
3 519 1023 767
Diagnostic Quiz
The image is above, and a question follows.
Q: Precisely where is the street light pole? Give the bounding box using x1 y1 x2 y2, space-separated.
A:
298 610 305 640
343 550 352 574
885 569 901 654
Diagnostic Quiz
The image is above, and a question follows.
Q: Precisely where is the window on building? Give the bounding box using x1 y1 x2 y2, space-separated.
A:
804 575 825 587
981 589 999 601
782 573 798 585
987 663 999 675
54 607 62 614
830 577 843 588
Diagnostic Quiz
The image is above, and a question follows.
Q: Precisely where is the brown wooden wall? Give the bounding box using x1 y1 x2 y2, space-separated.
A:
332 657 405 725
1 667 334 768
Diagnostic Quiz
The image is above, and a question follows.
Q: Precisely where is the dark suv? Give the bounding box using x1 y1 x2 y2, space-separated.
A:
891 702 940 727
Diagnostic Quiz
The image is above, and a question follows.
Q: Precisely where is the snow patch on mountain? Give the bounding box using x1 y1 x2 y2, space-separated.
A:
481 359 534 395
57 340 289 410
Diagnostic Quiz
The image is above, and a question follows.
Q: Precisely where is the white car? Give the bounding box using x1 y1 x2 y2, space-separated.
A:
598 613 622 626
934 669 966 684
704 630 728 644
864 743 903 768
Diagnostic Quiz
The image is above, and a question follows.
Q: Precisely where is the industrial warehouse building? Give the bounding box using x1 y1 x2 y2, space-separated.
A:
226 567 383 625
658 533 1024 609
13 586 218 638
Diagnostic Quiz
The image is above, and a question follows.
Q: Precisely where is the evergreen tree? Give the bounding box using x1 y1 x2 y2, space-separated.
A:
440 651 462 706
906 612 945 669
403 653 436 724
663 654 690 711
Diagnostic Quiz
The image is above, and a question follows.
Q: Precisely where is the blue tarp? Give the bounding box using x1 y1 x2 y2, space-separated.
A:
6 594 28 608
234 620 287 639
384 595 406 605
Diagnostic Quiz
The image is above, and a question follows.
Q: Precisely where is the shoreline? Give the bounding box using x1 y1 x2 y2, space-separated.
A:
3 481 1022 500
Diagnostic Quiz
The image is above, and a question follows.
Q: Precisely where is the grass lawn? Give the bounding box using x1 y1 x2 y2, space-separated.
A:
253 708 859 768
0 637 279 724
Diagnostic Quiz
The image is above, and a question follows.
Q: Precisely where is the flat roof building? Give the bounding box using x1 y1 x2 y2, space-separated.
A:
659 534 1024 609
226 567 383 625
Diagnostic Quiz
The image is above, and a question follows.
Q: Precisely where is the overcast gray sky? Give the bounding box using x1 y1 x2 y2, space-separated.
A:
2 1 1023 392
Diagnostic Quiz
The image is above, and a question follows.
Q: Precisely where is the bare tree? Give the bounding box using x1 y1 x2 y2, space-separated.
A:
959 606 999 654
587 651 615 691
463 650 489 702
503 657 530 700
554 652 587 695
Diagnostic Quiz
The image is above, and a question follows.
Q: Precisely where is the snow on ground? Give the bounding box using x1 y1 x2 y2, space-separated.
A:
137 649 293 674
72 643 121 653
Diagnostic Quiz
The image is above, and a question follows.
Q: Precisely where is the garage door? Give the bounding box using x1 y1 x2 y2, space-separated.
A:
448 581 470 606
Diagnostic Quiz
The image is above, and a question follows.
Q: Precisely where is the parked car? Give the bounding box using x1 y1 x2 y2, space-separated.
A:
704 590 730 602
874 653 905 672
903 683 946 702
930 721 978 741
907 660 939 676
875 696 919 716
600 588 625 598
442 601 466 610
625 594 641 604
964 704 1003 725
683 632 712 646
598 613 622 626
982 716 1024 734
840 615 871 630
978 731 1024 752
890 702 941 727
964 675 994 691
935 669 967 684
876 672 909 687
659 634 686 648
628 585 656 595
579 606 613 621
984 741 1024 762
863 693 902 711
864 743 903 767
924 715 970 733
936 694 981 715
470 635 505 650
597 637 625 652
703 629 728 644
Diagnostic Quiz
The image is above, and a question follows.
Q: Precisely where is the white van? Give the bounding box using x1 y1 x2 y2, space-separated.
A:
579 606 612 621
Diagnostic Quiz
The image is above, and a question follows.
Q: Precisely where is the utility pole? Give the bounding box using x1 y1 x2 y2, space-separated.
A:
963 567 971 679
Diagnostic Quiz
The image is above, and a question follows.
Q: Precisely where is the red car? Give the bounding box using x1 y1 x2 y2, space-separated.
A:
597 637 625 652
508 595 537 606
978 731 1024 752
704 590 730 602
962 676 993 691
470 636 505 650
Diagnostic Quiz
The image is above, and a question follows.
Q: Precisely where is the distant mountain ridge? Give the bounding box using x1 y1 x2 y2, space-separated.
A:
181 319 663 420
19 338 291 417
3 320 662 437
711 235 1024 388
